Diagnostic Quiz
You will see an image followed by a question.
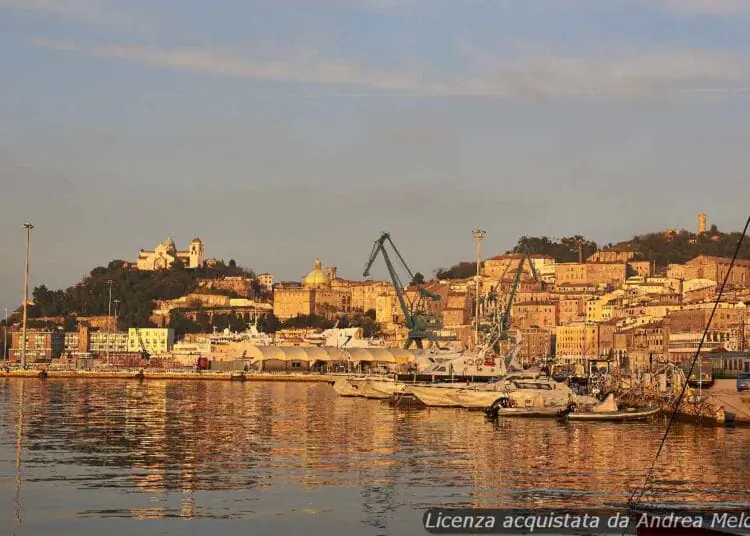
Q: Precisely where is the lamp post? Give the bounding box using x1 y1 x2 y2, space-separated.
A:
472 230 486 350
3 308 8 361
106 280 113 363
21 222 34 369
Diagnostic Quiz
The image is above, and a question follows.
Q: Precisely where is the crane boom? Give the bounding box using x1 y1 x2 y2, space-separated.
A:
499 247 538 335
363 232 441 349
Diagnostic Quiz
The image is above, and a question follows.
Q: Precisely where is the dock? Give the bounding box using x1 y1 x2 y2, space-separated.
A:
0 369 336 383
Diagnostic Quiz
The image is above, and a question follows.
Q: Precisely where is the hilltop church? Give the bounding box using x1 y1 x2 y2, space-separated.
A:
136 235 205 271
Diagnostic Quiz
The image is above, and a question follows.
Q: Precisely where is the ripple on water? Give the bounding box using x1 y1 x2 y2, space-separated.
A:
1 378 750 533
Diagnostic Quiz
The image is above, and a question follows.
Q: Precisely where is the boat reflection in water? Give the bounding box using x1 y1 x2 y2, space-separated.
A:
1 378 749 535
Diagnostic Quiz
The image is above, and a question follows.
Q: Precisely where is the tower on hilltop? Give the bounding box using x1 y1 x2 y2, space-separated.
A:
698 213 707 235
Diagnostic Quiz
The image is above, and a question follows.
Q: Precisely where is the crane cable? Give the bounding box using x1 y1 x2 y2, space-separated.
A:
628 215 750 509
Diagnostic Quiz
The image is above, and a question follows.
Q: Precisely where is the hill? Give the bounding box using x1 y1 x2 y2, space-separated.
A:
28 259 257 329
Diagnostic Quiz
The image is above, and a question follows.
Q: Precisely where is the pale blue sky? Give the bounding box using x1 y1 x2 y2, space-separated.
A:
2 0 750 309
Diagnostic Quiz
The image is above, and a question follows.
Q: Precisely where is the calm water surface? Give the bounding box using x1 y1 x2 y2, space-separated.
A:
1 378 748 535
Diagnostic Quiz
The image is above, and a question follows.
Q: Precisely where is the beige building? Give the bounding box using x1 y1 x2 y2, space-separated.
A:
555 322 616 362
483 253 552 280
558 297 586 325
555 262 627 288
136 235 205 270
518 327 554 365
127 328 175 355
258 273 274 292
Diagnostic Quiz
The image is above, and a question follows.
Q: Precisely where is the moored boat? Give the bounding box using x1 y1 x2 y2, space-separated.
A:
565 406 661 421
562 393 661 422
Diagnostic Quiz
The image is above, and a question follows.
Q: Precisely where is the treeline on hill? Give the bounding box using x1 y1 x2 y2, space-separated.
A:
432 227 750 279
167 309 380 338
514 229 750 266
433 236 598 279
28 258 257 329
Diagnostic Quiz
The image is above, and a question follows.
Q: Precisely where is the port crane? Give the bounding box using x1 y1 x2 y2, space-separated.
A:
363 232 441 349
480 247 538 345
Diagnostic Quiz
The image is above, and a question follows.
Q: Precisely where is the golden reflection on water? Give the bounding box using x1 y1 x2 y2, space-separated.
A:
1 377 749 527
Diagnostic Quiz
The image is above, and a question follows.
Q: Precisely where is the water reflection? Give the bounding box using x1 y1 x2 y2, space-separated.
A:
1 378 749 534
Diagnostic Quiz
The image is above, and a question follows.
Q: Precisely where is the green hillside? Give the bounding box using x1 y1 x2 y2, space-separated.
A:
27 259 257 329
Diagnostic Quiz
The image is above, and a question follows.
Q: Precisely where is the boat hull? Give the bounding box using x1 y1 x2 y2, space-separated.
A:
331 377 365 397
566 406 661 421
487 406 564 418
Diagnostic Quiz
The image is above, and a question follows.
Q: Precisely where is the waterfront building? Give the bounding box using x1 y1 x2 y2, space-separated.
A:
10 329 64 361
127 328 175 355
136 235 205 270
89 331 129 354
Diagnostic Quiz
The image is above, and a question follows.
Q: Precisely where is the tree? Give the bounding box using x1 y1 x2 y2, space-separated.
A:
411 272 425 285
435 262 477 280
260 313 282 333
229 259 237 268
709 224 719 234
63 315 77 332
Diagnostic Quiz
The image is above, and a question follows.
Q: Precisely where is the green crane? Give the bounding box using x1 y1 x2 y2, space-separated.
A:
479 247 538 345
498 247 538 337
363 232 441 349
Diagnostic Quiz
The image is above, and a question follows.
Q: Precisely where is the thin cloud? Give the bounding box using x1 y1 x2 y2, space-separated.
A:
31 38 750 97
0 0 145 30
651 0 750 15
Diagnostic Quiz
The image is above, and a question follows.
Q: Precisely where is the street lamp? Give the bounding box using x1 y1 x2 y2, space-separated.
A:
472 230 486 350
3 308 8 361
106 280 113 363
21 222 34 369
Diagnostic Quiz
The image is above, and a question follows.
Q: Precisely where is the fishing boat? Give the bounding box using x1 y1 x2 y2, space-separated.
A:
561 393 660 422
565 405 661 422
485 401 565 419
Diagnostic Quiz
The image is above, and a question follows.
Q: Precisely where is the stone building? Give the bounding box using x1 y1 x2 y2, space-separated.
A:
682 255 750 287
555 262 627 288
198 276 255 297
272 259 353 320
512 301 558 329
136 235 205 270
587 245 638 263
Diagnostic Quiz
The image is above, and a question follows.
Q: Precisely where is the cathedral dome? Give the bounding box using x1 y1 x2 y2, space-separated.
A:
303 259 330 288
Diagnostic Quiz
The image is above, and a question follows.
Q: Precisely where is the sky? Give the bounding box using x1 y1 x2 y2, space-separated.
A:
1 0 750 310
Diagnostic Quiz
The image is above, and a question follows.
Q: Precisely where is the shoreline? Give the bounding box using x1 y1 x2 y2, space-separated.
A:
0 369 336 383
